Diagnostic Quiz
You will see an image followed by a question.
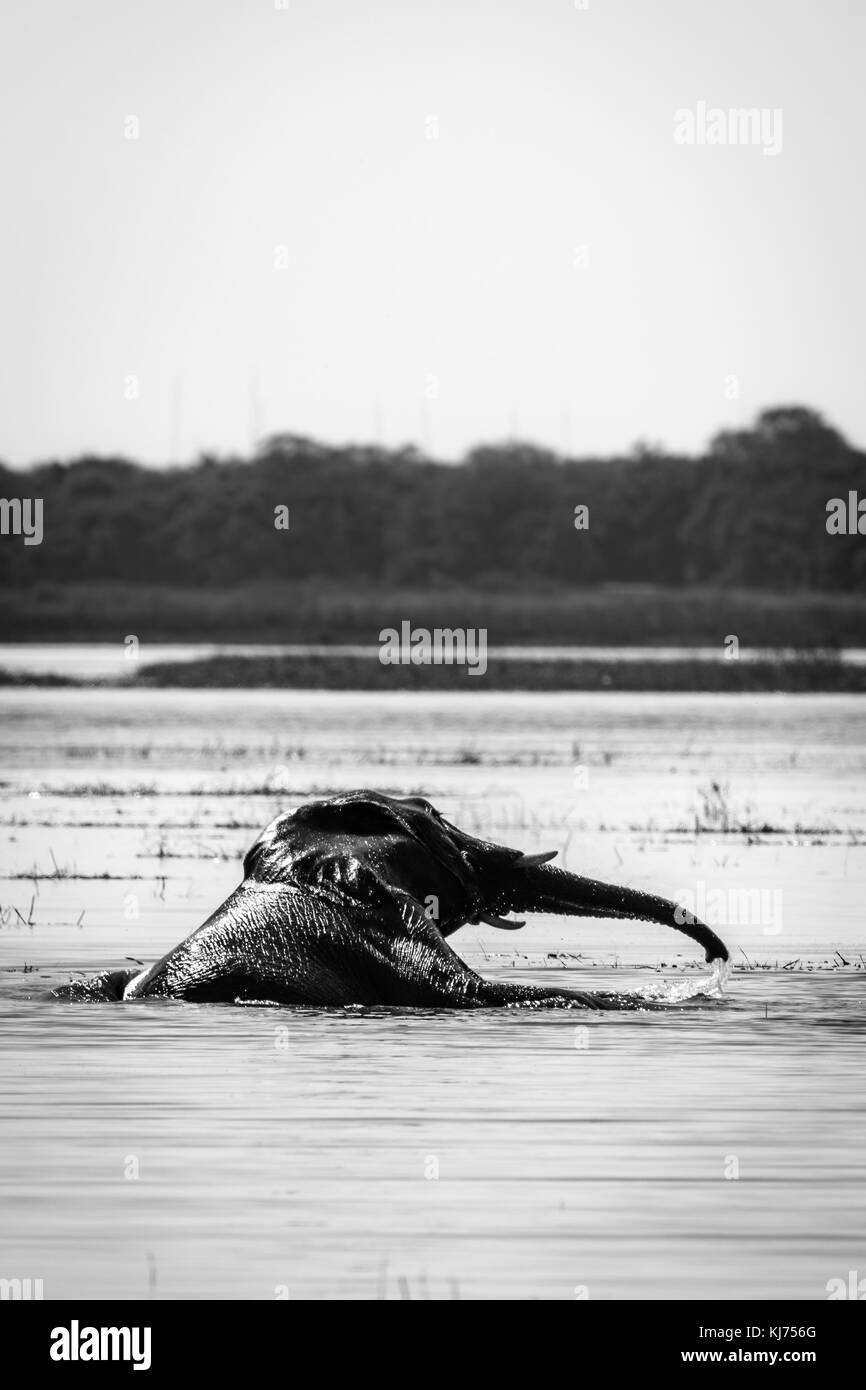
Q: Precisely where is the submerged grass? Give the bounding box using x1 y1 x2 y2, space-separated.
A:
123 652 864 692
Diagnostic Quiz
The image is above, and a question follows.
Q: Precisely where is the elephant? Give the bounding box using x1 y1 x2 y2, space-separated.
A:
57 790 728 1009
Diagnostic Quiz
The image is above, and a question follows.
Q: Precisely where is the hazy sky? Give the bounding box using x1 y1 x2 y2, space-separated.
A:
1 0 862 465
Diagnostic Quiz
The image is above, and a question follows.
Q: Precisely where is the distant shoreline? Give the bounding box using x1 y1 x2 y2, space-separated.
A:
2 650 864 692
4 580 863 691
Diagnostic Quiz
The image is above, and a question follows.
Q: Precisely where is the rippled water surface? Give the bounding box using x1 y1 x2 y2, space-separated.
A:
1 689 864 1298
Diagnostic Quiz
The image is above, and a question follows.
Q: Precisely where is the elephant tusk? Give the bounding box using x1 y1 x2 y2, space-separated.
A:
477 913 526 930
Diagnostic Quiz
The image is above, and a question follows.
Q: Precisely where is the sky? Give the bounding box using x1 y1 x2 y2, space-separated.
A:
0 0 863 465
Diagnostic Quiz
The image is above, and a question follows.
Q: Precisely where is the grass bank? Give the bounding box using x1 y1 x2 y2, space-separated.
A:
2 582 864 647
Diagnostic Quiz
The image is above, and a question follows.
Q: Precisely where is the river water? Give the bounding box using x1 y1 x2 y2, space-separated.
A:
1 689 864 1299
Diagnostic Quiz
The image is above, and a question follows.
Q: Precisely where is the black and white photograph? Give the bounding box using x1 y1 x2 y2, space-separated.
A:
0 0 863 1349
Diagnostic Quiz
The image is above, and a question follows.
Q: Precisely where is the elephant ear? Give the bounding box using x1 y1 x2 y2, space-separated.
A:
241 792 486 916
242 797 402 883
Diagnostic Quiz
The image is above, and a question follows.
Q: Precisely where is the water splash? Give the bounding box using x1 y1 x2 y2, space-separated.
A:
632 957 730 1005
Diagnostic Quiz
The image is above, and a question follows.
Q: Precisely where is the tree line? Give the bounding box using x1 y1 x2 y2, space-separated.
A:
1 406 863 592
